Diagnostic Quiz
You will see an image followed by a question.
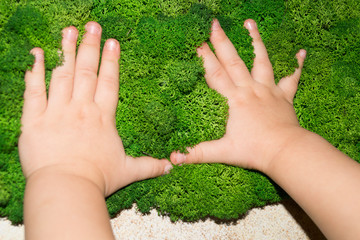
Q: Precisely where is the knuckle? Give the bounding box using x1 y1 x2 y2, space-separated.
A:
229 90 248 106
253 84 272 98
191 146 204 164
78 104 98 119
24 86 46 99
283 75 299 90
228 57 246 70
253 35 263 45
78 66 97 80
152 163 162 177
52 69 73 81
289 77 299 87
80 39 100 50
61 47 75 56
208 66 224 80
255 58 271 68
100 75 118 90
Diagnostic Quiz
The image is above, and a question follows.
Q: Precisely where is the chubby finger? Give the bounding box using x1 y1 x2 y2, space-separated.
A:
72 21 102 102
23 48 47 120
197 42 235 98
209 19 252 86
277 49 307 102
124 156 173 184
170 139 230 165
94 39 120 117
49 26 78 105
244 19 274 86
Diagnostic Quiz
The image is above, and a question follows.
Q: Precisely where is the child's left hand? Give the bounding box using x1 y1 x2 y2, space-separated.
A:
19 22 172 196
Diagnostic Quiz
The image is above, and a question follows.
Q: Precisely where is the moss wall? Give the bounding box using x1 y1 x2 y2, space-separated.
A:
1 0 359 223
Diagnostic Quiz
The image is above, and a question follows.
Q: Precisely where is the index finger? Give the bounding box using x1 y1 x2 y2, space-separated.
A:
197 42 235 98
72 22 102 102
209 19 252 87
244 19 274 86
94 39 121 118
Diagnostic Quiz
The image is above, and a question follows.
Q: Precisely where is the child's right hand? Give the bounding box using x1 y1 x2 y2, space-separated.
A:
170 19 307 173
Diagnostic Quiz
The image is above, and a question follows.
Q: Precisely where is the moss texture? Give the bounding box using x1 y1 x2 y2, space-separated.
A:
0 0 359 224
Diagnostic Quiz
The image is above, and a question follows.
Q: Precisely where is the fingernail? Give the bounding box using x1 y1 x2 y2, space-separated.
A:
212 19 221 31
245 20 257 30
85 22 101 35
174 152 186 165
105 39 118 51
163 164 173 175
34 52 44 63
30 49 44 65
64 27 78 41
299 49 307 58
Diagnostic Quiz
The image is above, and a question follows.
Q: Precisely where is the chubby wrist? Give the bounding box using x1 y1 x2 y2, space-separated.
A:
259 126 311 175
23 161 114 240
26 161 107 197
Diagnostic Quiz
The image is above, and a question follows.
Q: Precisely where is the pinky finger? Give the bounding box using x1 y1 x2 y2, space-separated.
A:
23 48 47 121
277 49 307 103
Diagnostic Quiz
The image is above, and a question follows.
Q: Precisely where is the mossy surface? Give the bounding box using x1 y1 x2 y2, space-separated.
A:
0 0 359 224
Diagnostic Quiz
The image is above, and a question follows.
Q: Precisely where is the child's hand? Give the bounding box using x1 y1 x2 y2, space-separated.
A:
19 22 172 197
170 19 307 173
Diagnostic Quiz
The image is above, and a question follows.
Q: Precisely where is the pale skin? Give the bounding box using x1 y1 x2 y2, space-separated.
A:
19 18 360 240
171 19 360 240
19 22 173 240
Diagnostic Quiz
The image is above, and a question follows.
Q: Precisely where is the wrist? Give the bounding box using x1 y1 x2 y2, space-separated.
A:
26 161 107 197
260 126 310 175
24 162 114 240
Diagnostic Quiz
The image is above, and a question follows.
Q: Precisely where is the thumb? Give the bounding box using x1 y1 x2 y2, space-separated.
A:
125 156 173 183
277 49 307 103
170 139 229 165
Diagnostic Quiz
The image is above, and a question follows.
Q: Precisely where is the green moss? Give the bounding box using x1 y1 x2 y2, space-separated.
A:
0 151 25 224
1 0 359 224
